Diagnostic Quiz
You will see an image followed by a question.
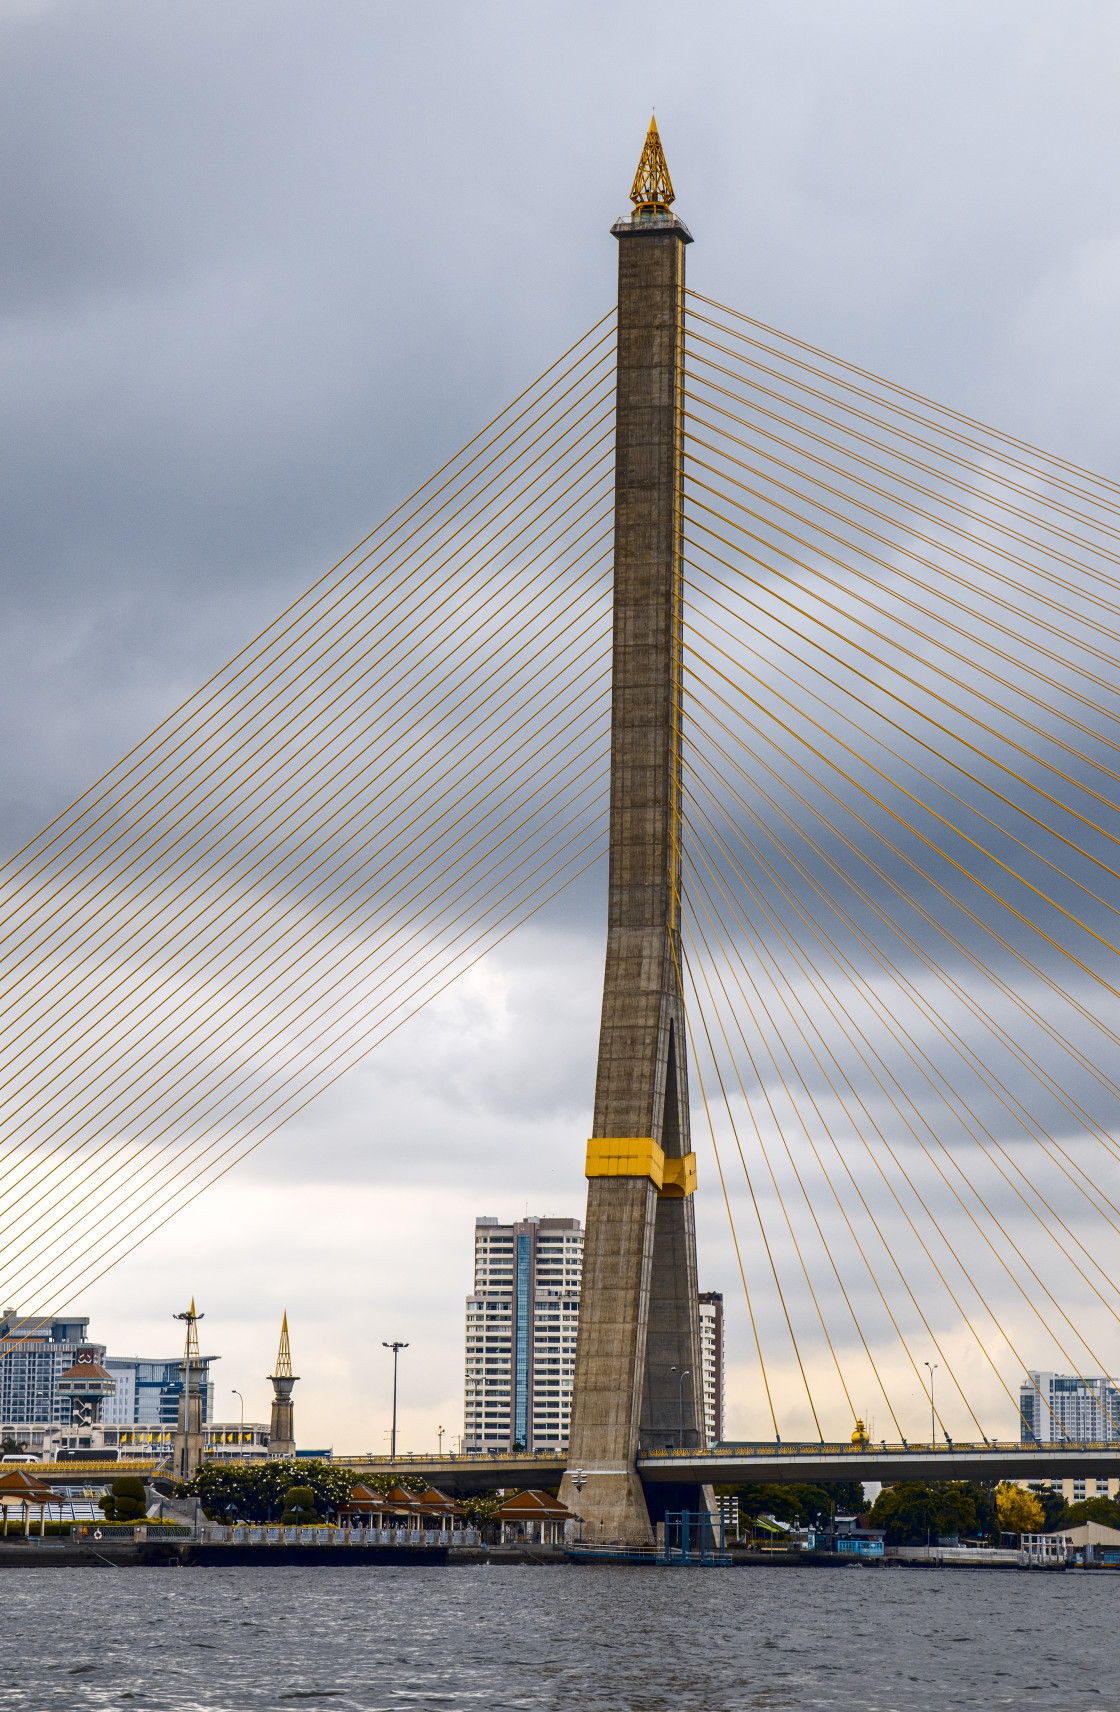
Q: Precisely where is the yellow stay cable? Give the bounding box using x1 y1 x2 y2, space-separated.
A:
0 703 613 1249
683 809 1080 1445
686 294 1120 513
686 291 1120 505
686 325 1120 557
680 915 825 1438
0 532 615 1063
683 794 1120 1438
0 779 612 1285
0 316 617 878
683 890 900 1434
685 485 1120 798
661 930 780 1439
684 365 1120 615
685 636 1120 1012
683 845 955 1439
683 732 1120 1247
684 397 1120 643
684 765 1120 1324
681 828 992 1437
686 577 1120 925
0 396 616 944
685 374 1120 660
0 559 612 1088
681 822 1045 1441
0 723 613 1230
0 830 611 1322
683 675 1120 1128
0 468 613 1031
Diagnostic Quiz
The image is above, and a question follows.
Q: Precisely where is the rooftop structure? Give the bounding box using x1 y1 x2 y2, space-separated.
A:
57 1348 116 1429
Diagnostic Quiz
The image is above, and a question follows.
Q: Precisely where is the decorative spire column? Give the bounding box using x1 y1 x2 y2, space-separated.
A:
173 1298 205 1481
560 120 703 1544
268 1312 298 1459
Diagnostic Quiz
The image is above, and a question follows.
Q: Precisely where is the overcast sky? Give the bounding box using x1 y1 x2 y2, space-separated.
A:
4 0 1120 1451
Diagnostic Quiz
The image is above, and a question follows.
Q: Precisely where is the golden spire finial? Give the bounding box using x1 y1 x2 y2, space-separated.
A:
630 115 675 217
274 1311 293 1378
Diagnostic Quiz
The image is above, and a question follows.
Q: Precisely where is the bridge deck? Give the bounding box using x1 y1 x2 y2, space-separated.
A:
336 1442 1120 1491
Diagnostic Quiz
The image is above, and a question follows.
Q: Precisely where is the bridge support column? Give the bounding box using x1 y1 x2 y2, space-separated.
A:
560 128 703 1545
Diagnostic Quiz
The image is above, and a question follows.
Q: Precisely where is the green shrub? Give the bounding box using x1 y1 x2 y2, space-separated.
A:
280 1485 318 1525
0 1520 71 1536
99 1475 148 1522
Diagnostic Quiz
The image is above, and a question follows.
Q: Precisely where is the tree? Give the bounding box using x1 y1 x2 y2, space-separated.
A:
185 1459 355 1523
994 1482 1045 1536
1026 1483 1067 1532
1062 1495 1120 1530
728 1481 866 1528
933 1482 978 1538
189 1464 255 1521
99 1476 147 1522
459 1491 502 1527
0 1438 27 1456
867 1481 980 1545
868 1482 941 1544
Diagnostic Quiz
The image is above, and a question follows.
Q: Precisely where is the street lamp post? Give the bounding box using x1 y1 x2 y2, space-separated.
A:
232 1390 244 1429
670 1367 691 1448
382 1341 409 1459
924 1361 939 1447
437 1424 445 1455
570 1467 587 1543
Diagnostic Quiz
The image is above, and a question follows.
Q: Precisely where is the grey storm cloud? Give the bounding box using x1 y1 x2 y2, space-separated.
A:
5 0 1120 1445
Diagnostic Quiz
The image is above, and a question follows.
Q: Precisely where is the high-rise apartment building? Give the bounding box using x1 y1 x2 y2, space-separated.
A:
101 1355 217 1428
463 1215 583 1452
698 1291 724 1445
0 1311 98 1429
1020 1372 1120 1443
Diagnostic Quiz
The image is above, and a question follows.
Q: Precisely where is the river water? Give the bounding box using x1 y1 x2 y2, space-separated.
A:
0 1564 1115 1710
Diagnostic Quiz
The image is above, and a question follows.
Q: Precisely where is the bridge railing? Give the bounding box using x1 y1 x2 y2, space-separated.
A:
335 1450 564 1467
639 1440 1108 1458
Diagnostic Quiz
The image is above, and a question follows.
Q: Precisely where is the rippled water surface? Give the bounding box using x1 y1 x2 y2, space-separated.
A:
0 1564 1117 1710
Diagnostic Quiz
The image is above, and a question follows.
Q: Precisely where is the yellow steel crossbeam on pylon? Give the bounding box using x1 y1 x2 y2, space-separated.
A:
630 114 675 215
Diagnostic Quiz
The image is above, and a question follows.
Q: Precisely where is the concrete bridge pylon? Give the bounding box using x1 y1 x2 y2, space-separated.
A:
559 122 705 1545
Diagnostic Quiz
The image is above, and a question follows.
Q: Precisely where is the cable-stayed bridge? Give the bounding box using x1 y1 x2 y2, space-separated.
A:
4 121 1120 1537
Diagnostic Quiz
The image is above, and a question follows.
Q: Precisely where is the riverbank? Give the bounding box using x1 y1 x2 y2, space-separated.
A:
0 1539 1087 1569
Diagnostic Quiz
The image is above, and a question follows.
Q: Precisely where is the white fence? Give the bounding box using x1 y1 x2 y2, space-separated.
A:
202 1524 480 1546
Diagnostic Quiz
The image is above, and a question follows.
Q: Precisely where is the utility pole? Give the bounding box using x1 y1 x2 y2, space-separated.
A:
383 1341 408 1459
671 1366 691 1448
